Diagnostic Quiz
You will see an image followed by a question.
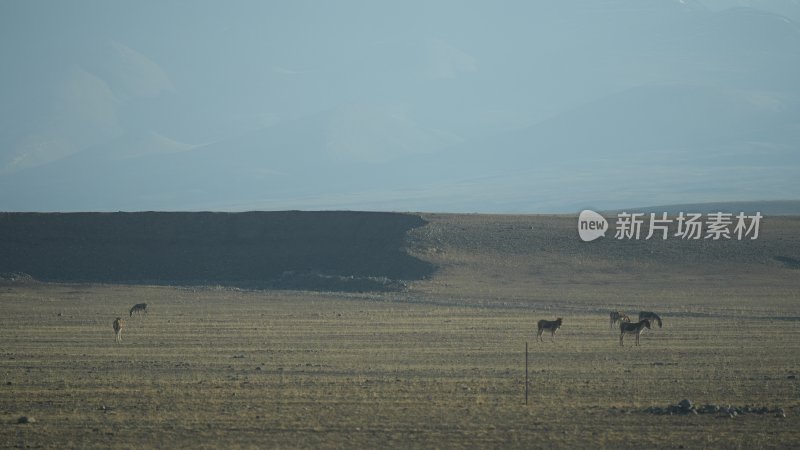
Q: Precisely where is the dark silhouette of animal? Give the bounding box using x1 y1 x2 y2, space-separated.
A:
620 319 651 346
638 311 662 328
609 311 631 329
537 318 563 342
129 303 148 317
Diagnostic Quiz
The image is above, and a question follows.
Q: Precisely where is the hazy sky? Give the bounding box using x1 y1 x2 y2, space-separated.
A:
1 0 798 212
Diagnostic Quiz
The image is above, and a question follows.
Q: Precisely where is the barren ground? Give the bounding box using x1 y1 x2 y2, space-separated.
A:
1 213 799 449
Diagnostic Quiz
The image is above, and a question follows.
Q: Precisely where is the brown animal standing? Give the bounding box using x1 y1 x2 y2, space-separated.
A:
537 318 563 343
609 311 631 329
620 319 650 347
113 317 125 343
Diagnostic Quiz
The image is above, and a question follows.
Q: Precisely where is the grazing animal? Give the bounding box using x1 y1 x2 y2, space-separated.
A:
609 311 631 329
129 303 148 317
537 318 563 342
113 317 125 343
638 311 662 328
620 319 650 346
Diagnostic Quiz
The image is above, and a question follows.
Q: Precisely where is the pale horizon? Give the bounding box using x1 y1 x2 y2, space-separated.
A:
1 0 799 213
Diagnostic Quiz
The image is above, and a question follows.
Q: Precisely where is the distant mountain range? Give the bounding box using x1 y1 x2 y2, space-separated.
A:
610 200 800 216
1 1 798 212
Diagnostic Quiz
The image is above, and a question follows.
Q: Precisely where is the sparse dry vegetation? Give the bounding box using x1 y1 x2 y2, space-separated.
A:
1 213 799 448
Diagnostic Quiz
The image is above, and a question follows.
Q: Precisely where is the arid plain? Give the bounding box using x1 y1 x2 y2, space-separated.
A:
1 213 799 449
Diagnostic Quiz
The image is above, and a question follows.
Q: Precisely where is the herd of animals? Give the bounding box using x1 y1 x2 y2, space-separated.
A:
112 303 661 347
536 311 663 346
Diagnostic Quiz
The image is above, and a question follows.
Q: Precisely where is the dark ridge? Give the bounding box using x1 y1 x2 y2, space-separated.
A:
774 256 800 269
0 211 434 292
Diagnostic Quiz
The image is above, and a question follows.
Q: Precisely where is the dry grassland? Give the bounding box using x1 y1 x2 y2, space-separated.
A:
1 213 799 449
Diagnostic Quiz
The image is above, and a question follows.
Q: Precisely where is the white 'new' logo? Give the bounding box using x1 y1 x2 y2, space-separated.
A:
578 210 608 242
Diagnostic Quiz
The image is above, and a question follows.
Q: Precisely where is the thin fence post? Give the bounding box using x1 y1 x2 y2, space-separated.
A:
525 341 528 406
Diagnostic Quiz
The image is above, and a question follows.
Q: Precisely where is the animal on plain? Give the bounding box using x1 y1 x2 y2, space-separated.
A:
129 303 148 317
537 318 563 343
609 311 631 329
620 319 651 347
113 317 125 343
638 311 662 328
